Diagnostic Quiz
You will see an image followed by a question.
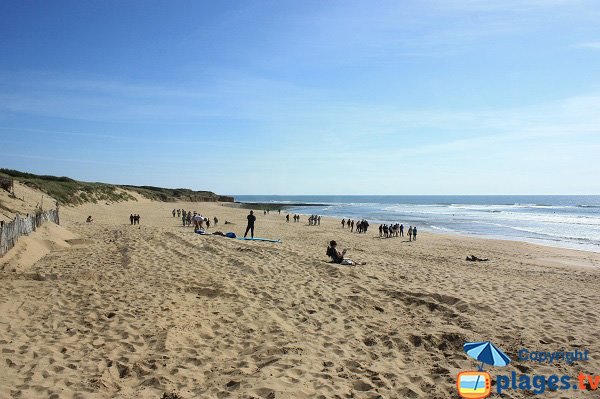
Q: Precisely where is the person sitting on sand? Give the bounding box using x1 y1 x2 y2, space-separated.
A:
326 240 355 265
86 216 93 223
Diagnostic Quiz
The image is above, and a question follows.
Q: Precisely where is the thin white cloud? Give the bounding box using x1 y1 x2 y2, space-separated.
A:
575 42 600 49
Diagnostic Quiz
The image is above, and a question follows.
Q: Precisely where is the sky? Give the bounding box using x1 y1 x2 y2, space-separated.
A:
1 0 599 195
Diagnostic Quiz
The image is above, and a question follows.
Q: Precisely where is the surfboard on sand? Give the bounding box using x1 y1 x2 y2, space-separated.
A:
236 237 281 243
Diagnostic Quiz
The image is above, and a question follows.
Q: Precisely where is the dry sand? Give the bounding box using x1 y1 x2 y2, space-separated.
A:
1 194 600 398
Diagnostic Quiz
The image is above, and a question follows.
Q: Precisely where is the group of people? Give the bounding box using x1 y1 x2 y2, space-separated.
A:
379 223 403 238
262 209 281 215
180 210 193 226
129 214 141 225
340 219 369 233
174 209 218 229
286 214 302 223
308 215 321 225
340 218 369 233
378 223 417 240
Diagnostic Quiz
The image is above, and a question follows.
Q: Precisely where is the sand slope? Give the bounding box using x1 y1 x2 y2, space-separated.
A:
1 200 599 398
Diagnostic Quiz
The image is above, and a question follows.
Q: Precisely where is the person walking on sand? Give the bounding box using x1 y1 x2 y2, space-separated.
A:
342 219 346 228
408 226 413 241
244 210 256 238
286 214 290 223
130 214 134 225
214 216 218 226
412 226 417 241
350 220 354 232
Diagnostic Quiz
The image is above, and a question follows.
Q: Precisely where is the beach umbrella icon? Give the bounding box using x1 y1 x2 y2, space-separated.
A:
464 341 511 370
462 341 511 397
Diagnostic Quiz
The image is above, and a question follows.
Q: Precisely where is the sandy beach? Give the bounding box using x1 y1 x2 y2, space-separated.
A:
1 189 600 398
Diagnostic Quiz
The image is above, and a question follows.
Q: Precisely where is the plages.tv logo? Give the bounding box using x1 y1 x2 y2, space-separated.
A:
457 341 511 399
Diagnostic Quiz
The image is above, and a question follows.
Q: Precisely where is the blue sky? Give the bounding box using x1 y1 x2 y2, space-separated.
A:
1 0 599 194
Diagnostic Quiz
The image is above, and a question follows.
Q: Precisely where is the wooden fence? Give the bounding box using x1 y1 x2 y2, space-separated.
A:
0 208 60 257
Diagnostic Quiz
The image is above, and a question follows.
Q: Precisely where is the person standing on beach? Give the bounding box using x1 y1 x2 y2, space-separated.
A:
408 226 413 241
286 214 290 222
412 226 417 241
244 210 256 238
342 219 346 228
317 216 321 225
399 224 404 237
214 216 218 226
130 214 134 225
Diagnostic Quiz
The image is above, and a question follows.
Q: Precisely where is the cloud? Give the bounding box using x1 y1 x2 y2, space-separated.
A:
575 41 600 50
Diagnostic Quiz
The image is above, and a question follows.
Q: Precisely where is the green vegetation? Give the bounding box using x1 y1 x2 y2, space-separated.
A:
0 169 136 205
0 168 233 205
122 185 234 203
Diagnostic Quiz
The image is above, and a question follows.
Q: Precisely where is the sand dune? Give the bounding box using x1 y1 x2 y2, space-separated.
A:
1 197 599 398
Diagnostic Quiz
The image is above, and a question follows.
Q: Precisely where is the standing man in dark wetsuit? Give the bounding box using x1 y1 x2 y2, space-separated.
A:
244 210 256 238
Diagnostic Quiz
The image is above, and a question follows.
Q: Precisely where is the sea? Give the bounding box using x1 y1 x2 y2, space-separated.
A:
234 195 600 253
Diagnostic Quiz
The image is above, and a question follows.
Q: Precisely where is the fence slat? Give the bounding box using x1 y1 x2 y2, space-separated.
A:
0 208 60 257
